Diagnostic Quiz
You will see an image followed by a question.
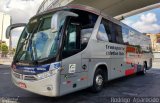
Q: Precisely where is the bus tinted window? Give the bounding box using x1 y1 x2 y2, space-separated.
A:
70 9 98 49
108 21 116 43
62 10 98 59
81 28 93 48
140 36 152 53
97 23 109 42
122 27 129 45
115 24 123 44
100 18 124 44
121 27 152 53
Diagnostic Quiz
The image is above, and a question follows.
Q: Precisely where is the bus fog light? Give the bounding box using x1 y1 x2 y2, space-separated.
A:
47 86 53 91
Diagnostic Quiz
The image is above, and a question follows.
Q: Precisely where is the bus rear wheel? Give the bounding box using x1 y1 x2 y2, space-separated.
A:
90 69 104 93
139 62 147 75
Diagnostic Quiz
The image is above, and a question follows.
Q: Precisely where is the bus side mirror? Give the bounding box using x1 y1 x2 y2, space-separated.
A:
6 23 26 39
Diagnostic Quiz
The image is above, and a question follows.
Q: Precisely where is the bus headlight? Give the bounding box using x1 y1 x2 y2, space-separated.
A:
36 70 57 80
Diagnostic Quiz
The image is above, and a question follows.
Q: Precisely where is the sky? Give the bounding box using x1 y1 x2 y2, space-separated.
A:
0 0 43 48
0 0 160 48
122 8 160 34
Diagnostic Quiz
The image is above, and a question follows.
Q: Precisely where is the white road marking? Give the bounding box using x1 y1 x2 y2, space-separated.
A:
148 70 160 75
1 72 10 75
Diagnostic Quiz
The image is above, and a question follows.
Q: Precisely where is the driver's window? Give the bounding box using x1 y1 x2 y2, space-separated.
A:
62 23 80 58
65 24 77 50
64 23 80 51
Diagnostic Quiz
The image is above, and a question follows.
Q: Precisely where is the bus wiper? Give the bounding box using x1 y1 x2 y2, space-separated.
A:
35 58 51 64
15 60 31 66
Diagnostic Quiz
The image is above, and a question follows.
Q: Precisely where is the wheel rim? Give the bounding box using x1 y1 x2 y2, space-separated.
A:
143 66 146 74
96 75 103 86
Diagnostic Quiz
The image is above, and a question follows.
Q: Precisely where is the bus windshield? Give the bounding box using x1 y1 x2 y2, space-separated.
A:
15 11 67 64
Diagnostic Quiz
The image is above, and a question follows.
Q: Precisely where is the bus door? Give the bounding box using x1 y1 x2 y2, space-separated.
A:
60 22 88 95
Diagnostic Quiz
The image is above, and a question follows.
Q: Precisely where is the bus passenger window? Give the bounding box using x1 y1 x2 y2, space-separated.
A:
101 19 117 43
115 24 123 44
81 27 93 49
97 23 109 42
122 27 129 45
108 22 116 43
102 19 124 44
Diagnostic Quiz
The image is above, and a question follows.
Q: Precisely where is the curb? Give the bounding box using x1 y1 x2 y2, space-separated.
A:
0 60 11 65
0 63 11 65
0 58 12 66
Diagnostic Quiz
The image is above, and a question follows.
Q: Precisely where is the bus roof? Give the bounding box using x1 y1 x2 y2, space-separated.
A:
31 4 149 37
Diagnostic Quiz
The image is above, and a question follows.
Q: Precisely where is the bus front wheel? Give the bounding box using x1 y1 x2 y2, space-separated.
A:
90 69 104 93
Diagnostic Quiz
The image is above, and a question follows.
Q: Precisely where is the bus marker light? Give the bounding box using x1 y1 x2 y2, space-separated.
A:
47 86 53 91
80 76 88 81
67 81 71 84
62 81 72 85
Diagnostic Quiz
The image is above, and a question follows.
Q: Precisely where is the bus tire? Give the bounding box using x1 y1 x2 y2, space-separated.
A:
90 69 104 93
139 62 147 75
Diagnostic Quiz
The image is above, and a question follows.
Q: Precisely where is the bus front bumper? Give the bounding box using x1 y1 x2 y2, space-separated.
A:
11 70 60 97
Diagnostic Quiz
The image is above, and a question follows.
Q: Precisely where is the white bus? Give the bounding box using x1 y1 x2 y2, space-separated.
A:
6 5 153 97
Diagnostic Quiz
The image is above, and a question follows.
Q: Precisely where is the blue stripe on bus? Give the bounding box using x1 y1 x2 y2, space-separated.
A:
15 62 61 75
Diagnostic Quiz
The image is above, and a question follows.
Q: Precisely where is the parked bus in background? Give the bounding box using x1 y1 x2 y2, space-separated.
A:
6 5 153 97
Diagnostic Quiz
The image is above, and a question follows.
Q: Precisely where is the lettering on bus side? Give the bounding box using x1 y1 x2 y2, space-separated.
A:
106 45 125 56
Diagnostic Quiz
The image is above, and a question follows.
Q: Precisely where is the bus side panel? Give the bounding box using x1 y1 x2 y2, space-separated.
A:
87 40 127 81
60 72 88 96
59 53 89 96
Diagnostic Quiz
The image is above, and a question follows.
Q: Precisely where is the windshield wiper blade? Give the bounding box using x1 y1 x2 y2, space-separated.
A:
34 58 51 64
15 60 31 66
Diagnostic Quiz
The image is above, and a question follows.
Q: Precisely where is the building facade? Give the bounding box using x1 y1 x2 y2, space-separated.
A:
147 33 160 52
0 12 11 47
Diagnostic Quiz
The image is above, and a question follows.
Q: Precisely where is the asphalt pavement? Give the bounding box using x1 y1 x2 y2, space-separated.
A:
0 61 160 103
